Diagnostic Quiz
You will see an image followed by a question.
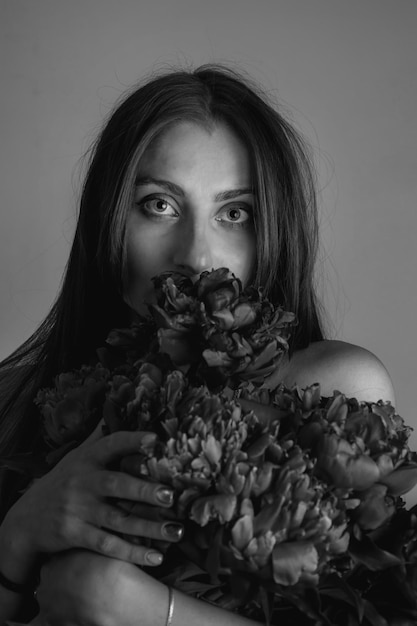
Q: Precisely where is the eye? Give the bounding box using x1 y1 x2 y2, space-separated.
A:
216 204 253 228
137 196 178 218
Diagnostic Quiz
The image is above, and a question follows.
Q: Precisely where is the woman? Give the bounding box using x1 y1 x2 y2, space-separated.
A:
0 64 395 624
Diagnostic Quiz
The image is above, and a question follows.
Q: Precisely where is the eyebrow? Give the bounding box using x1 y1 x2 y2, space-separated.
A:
134 177 254 202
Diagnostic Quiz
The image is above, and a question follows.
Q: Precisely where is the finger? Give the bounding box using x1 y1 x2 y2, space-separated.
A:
97 503 184 543
91 431 158 465
95 470 174 507
80 524 165 566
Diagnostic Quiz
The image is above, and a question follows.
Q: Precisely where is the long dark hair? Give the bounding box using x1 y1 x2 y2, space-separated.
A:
0 63 325 461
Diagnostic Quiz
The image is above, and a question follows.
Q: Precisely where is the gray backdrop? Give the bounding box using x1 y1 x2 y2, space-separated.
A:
1 0 416 498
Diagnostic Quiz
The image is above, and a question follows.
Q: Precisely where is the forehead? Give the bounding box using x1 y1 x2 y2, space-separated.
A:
137 121 252 184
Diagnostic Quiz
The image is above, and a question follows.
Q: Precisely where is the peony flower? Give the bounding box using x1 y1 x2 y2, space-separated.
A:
35 365 110 446
144 268 296 390
28 269 417 626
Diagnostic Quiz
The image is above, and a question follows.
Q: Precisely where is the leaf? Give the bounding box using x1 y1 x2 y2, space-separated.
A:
246 433 272 459
175 580 218 595
273 585 332 625
159 560 217 595
258 587 273 626
228 572 257 610
349 534 402 571
361 599 390 626
261 363 287 392
205 525 223 582
245 341 278 372
320 578 366 622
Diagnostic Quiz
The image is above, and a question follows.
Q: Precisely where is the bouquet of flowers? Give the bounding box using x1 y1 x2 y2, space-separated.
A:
32 269 417 625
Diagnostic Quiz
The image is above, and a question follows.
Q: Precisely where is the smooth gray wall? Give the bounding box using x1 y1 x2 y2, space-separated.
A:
1 0 416 493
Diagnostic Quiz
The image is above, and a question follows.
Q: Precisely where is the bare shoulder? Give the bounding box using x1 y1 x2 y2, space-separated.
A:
282 340 396 404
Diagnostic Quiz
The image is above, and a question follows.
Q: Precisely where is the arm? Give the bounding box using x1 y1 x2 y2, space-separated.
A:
33 550 261 626
0 425 183 623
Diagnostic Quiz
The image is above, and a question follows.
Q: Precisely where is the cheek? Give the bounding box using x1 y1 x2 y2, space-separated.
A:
222 233 256 286
122 230 164 311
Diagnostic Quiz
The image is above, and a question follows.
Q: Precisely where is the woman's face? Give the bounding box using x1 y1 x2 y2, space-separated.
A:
123 121 256 315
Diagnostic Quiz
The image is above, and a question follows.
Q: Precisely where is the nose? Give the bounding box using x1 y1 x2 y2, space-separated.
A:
172 220 213 276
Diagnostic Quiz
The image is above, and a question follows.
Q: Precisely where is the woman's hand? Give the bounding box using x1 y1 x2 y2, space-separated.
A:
0 425 183 581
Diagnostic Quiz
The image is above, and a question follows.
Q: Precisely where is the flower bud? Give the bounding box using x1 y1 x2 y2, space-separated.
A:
302 386 321 411
326 393 348 424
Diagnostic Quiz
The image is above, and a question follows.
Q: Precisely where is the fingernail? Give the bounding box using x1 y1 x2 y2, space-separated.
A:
162 522 184 541
156 488 174 505
146 551 163 566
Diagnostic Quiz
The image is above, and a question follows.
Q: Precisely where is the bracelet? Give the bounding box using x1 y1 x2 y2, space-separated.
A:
166 586 175 626
0 568 33 595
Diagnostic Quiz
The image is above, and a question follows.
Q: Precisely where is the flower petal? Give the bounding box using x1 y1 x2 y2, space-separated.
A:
231 515 254 551
380 463 417 497
190 494 237 526
272 541 318 585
